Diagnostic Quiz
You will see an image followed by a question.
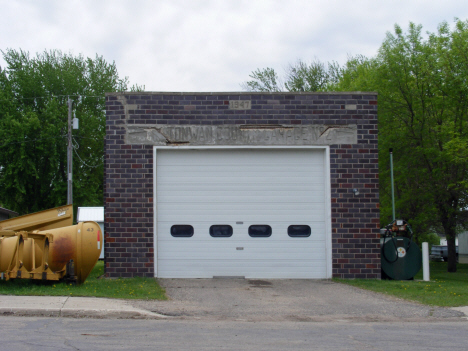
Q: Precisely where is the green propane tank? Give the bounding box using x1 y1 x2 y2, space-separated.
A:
381 220 422 280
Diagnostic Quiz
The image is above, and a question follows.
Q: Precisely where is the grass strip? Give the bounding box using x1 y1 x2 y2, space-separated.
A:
334 262 468 307
0 261 167 300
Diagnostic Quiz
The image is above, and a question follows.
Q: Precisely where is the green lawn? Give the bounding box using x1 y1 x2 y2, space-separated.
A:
334 262 468 307
2 260 466 306
0 261 167 300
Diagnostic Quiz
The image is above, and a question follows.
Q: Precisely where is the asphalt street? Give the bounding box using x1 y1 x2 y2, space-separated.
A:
0 317 466 351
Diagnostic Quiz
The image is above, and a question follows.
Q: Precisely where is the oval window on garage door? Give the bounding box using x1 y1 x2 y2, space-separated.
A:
171 225 194 237
210 225 233 237
288 225 311 237
248 225 272 237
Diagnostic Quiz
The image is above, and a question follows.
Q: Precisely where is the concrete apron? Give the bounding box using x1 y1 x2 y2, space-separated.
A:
129 279 468 322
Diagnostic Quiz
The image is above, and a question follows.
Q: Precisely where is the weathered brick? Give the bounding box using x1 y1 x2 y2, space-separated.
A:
104 92 379 279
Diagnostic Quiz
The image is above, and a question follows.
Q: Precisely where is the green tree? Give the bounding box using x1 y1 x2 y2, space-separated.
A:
0 49 131 215
330 55 378 92
373 20 468 272
241 59 339 92
241 67 282 92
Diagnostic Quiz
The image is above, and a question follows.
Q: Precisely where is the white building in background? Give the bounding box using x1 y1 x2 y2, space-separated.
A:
77 207 104 259
0 206 18 221
459 232 468 264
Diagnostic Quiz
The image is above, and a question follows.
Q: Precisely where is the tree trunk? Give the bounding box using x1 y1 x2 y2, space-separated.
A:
438 199 458 273
446 231 457 273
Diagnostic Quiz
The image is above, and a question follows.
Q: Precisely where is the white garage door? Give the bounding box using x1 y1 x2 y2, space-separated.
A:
155 148 331 278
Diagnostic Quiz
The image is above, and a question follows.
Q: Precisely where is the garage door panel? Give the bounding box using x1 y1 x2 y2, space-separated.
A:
158 239 327 248
156 148 330 279
159 199 325 211
157 165 323 174
158 260 327 279
159 246 327 260
158 211 326 223
159 202 325 212
158 165 324 174
159 183 325 192
158 238 327 249
157 222 327 237
158 235 327 243
158 193 324 203
157 176 324 185
160 150 323 164
160 156 324 165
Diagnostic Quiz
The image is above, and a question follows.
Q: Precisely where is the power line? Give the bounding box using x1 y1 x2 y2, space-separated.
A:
72 137 102 168
74 135 105 142
0 135 67 148
72 147 103 169
0 135 105 148
0 94 107 103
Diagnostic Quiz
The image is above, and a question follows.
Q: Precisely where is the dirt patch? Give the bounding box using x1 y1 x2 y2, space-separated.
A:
248 280 272 287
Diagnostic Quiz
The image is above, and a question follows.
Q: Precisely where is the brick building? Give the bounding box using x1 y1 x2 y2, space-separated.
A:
104 92 379 279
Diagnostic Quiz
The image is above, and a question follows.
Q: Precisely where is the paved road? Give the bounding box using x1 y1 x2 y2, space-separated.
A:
0 317 466 351
130 279 464 322
0 279 465 350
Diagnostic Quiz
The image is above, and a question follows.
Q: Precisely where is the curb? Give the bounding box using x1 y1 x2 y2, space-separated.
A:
0 308 61 317
0 307 167 319
451 307 468 320
60 308 167 319
0 296 168 319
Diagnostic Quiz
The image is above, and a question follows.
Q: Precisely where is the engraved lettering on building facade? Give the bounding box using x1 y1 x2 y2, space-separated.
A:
126 125 358 146
229 100 251 110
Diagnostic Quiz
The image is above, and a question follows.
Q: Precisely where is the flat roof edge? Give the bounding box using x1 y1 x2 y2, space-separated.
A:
105 91 378 96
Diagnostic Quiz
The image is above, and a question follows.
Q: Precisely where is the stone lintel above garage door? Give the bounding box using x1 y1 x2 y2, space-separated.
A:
125 124 358 146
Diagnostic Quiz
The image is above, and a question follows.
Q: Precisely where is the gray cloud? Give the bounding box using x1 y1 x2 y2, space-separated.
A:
1 0 467 91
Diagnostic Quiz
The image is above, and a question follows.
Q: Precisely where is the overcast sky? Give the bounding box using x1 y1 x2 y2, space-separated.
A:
1 0 467 92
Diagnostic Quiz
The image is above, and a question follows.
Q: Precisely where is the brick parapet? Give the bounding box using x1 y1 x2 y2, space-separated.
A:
105 92 379 279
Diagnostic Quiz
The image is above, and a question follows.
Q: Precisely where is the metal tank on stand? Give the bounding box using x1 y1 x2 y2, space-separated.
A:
381 219 422 280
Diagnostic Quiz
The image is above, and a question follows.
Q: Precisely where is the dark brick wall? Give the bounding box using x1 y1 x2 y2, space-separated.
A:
105 92 379 279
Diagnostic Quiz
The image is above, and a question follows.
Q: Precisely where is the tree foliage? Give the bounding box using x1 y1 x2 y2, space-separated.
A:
242 19 468 272
374 20 468 272
241 67 282 92
241 59 340 92
0 49 130 215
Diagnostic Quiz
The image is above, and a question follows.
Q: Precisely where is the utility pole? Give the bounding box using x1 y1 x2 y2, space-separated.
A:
67 98 73 205
390 148 395 221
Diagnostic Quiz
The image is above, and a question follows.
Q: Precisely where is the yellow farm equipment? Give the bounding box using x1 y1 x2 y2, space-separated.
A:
0 205 102 284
